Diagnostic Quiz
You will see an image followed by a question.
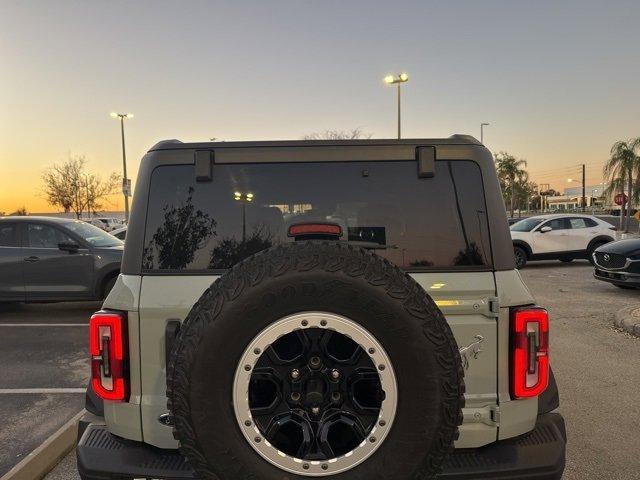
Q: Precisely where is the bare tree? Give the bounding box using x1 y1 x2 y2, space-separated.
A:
42 154 120 219
302 128 372 140
9 207 28 216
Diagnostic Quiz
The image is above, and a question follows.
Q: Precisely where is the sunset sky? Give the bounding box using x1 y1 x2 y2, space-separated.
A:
2 0 639 213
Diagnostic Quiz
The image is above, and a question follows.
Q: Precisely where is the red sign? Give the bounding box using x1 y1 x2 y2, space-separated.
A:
614 193 628 206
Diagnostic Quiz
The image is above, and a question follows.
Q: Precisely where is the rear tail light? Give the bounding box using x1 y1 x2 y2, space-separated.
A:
288 223 343 237
89 311 129 401
510 307 549 399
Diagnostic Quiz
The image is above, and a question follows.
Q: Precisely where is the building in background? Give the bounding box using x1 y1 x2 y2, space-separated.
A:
545 183 624 212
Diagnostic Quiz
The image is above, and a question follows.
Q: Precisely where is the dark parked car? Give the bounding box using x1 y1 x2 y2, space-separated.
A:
0 216 123 302
593 238 640 289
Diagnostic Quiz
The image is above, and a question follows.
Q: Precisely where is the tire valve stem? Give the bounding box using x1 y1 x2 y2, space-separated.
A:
312 406 320 415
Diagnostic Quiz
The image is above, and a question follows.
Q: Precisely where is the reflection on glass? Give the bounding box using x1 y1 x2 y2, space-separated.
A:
209 225 274 269
453 242 484 266
143 187 217 270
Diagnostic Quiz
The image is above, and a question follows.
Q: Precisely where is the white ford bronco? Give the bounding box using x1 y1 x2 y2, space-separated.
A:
77 137 566 479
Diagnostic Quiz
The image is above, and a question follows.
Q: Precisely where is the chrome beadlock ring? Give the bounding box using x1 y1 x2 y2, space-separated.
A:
233 312 398 476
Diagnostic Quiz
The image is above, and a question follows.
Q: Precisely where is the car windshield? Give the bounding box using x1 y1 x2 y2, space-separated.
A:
510 218 544 232
65 221 123 247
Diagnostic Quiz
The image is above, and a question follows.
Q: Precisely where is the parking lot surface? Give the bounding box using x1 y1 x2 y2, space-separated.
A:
520 260 640 480
24 263 640 480
0 301 96 477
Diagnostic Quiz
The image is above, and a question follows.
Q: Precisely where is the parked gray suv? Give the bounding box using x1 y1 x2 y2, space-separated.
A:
77 137 566 479
0 216 122 302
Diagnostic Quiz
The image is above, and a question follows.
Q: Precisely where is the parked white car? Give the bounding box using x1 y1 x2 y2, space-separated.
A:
89 217 123 232
110 225 127 240
510 214 616 268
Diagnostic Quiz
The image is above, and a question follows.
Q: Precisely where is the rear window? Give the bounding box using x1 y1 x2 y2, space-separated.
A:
142 160 492 272
0 223 18 247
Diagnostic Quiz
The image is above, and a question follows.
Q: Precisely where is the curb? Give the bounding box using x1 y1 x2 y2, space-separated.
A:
614 305 640 337
0 409 85 480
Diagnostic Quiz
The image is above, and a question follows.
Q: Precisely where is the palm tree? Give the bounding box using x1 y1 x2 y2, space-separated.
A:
603 139 640 232
495 152 528 218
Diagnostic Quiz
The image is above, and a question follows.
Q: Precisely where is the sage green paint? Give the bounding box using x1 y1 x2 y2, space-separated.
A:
102 268 541 449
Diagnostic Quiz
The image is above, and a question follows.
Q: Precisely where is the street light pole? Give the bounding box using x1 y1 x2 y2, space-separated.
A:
384 73 409 139
397 82 401 139
480 123 490 144
581 164 586 212
110 112 134 223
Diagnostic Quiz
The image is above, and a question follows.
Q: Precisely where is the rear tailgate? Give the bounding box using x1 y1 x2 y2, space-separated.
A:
137 272 499 449
412 272 499 448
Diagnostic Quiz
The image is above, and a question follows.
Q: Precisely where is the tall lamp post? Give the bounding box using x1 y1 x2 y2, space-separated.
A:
384 73 409 139
234 191 254 242
480 122 490 144
110 112 134 223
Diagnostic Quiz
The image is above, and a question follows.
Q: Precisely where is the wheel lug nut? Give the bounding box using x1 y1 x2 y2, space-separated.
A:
291 368 300 379
309 356 322 369
312 406 320 415
331 392 341 402
331 369 340 380
291 392 301 401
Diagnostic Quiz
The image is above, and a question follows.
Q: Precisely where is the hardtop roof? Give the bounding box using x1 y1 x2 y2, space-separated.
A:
148 135 481 152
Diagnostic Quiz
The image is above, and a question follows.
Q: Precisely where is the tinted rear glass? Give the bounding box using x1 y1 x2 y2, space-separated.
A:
143 160 492 272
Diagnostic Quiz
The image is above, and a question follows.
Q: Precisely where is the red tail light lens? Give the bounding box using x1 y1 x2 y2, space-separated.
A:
510 307 549 399
89 311 128 401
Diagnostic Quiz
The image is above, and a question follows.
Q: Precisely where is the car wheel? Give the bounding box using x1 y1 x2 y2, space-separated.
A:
514 246 527 269
167 242 465 480
102 276 117 299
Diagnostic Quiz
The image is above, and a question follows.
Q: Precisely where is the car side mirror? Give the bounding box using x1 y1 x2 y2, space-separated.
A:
539 226 552 233
58 241 80 252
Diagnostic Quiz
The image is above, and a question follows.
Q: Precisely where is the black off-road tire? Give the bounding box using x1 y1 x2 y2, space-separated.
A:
167 241 465 480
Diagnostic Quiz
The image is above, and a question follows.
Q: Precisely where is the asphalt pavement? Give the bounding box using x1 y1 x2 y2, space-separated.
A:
0 301 96 477
520 260 640 480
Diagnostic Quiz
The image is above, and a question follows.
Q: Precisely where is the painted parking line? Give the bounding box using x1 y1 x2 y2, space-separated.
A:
0 388 86 394
0 324 88 327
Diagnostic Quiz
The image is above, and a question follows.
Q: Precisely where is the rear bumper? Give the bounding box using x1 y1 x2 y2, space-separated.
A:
77 413 566 480
594 268 640 286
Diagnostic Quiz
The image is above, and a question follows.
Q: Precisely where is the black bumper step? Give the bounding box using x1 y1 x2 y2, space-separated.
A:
77 425 196 479
440 413 566 479
77 413 565 480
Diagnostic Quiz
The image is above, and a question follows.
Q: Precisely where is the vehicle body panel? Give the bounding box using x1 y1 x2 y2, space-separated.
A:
511 214 615 261
593 239 640 287
20 221 95 300
0 217 123 302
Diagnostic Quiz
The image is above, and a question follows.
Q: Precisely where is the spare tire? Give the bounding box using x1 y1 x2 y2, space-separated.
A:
167 241 464 480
